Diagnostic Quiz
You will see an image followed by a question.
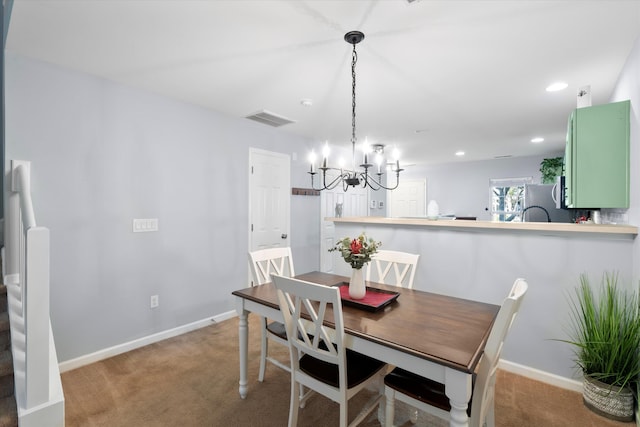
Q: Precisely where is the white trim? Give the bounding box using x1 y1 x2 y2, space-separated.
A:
58 310 237 372
499 359 583 392
57 312 585 396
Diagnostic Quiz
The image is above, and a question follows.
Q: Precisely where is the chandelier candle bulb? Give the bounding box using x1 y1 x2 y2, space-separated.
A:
322 142 330 169
309 151 316 173
364 140 373 166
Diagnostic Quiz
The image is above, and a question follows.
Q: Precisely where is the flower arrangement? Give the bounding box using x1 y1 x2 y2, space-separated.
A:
329 233 381 269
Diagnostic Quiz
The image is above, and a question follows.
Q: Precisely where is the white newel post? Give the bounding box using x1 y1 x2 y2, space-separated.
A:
25 226 50 407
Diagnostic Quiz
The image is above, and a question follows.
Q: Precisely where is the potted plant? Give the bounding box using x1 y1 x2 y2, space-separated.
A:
562 272 640 421
540 157 563 184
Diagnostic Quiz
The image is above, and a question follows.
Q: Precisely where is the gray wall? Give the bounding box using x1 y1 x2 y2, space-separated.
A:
5 52 320 362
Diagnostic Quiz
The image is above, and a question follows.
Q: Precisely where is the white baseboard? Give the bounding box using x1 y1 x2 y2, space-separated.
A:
58 311 583 395
58 310 237 373
499 359 583 393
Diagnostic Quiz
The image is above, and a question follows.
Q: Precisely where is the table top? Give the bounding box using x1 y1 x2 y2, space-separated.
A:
232 271 500 374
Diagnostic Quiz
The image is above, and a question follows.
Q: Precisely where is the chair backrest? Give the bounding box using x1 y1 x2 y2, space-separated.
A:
471 278 528 427
366 250 420 289
271 274 348 389
248 247 295 285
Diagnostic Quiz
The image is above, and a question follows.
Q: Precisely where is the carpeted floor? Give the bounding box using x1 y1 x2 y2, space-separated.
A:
61 315 634 426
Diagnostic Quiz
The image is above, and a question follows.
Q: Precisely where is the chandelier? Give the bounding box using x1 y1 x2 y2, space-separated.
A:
308 31 403 192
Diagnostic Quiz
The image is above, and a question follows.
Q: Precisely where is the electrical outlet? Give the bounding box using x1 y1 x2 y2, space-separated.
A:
150 295 159 308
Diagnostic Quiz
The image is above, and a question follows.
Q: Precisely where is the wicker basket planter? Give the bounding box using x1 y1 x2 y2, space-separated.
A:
583 375 635 422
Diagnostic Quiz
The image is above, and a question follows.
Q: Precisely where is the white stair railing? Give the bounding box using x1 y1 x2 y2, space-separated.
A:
3 160 64 427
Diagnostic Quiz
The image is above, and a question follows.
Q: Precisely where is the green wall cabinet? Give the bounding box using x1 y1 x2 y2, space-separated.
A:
564 100 630 209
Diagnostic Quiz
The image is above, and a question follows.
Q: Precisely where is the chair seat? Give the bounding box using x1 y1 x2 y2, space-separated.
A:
300 349 386 389
266 321 287 339
384 368 471 416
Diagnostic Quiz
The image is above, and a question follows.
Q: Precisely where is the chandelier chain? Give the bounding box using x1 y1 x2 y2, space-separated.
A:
351 43 358 154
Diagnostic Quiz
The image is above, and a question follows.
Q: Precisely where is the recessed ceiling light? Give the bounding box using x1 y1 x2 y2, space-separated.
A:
455 151 465 156
546 82 568 92
531 137 544 143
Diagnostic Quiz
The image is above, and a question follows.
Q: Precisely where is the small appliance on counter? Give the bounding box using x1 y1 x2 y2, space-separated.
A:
427 200 439 219
522 183 573 223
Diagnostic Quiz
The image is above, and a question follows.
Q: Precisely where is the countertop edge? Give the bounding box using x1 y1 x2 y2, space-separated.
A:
327 216 638 236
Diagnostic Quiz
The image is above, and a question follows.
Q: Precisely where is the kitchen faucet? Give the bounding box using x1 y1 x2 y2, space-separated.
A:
521 205 551 222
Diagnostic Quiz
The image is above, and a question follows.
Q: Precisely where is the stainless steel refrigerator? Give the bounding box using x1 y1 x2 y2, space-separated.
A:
523 184 573 223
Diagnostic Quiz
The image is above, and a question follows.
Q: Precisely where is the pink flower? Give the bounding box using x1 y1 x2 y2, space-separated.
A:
350 239 362 255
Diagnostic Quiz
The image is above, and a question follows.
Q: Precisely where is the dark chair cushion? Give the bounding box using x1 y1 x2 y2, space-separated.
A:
266 321 311 342
384 368 471 416
266 321 287 339
300 350 385 389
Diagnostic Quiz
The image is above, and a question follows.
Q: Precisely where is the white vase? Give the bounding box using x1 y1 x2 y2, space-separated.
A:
349 267 367 299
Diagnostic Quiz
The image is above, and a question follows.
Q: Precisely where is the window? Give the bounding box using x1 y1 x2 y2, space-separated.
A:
490 177 532 221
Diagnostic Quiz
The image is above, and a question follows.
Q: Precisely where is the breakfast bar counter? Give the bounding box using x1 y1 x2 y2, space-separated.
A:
329 216 637 237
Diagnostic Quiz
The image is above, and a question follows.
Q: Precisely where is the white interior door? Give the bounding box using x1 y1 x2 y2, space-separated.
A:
249 149 290 252
319 186 368 273
388 179 427 217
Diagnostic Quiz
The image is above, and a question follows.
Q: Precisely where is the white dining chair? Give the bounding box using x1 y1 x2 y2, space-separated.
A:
383 278 528 427
248 247 295 381
272 274 387 427
366 250 420 289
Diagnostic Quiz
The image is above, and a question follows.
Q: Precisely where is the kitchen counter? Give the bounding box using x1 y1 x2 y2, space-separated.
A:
328 216 637 237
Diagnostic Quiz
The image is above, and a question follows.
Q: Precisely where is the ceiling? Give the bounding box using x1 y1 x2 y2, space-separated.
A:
6 0 640 167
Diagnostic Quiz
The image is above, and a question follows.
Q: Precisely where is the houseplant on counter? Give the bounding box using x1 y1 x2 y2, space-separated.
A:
329 233 381 299
562 272 640 422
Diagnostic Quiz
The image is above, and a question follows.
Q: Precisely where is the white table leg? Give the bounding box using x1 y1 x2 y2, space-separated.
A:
237 304 249 399
445 367 472 427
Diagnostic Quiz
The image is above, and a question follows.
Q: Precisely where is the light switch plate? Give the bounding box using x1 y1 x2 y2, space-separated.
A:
133 218 159 232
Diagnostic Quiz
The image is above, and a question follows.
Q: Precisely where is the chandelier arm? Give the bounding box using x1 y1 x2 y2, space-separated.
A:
324 170 346 191
308 168 355 191
352 169 403 191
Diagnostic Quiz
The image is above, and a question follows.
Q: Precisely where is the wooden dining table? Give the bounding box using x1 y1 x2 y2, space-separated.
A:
232 271 500 427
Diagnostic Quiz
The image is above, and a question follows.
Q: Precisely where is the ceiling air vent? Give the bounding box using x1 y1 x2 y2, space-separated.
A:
245 110 296 127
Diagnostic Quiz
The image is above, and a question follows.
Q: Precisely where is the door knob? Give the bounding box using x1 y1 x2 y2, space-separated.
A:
281 234 288 239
